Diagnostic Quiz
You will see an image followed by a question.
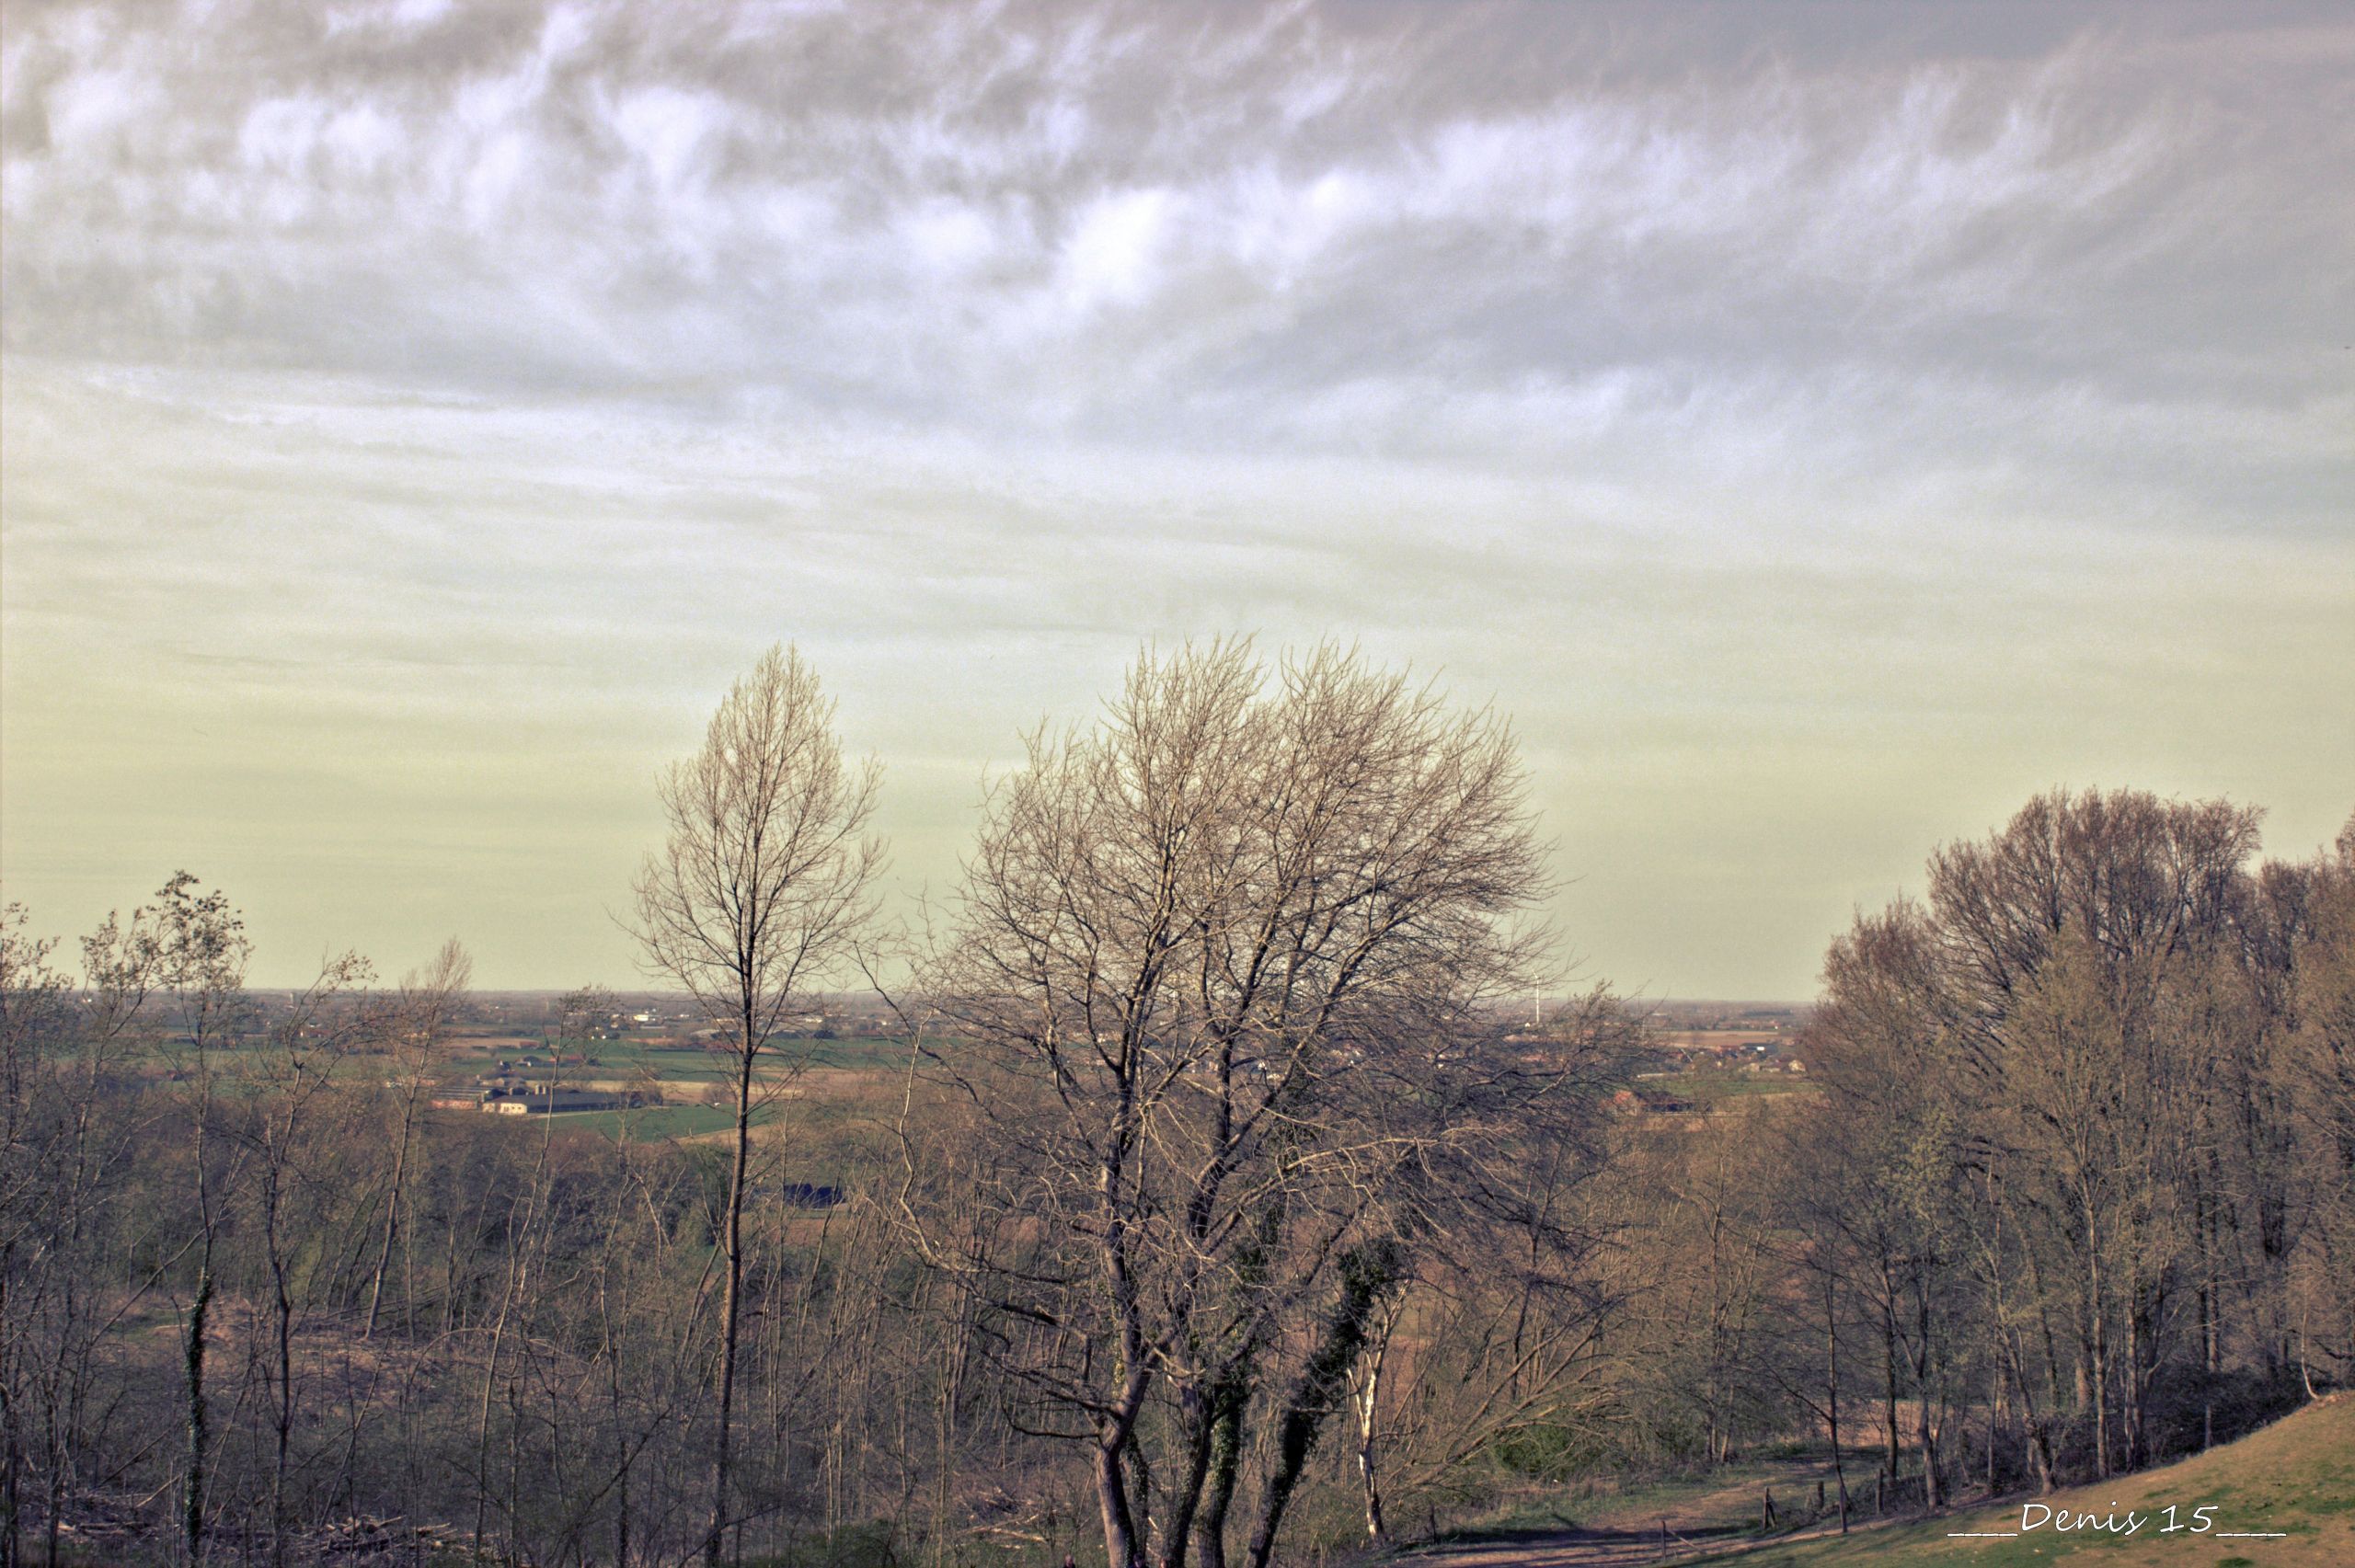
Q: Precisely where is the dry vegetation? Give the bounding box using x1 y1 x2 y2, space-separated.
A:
4 644 2350 1567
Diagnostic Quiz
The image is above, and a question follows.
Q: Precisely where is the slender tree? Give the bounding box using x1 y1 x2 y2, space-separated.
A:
634 645 885 1567
153 875 254 1566
367 940 473 1337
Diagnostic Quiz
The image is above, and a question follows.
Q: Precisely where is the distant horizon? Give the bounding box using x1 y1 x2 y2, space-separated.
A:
239 988 1821 1011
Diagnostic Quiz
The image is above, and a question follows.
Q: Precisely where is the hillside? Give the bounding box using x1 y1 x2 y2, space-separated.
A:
1402 1397 2353 1568
1694 1395 2354 1568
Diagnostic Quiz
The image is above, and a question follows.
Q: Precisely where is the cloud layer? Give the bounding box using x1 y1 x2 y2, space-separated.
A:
5 1 2350 992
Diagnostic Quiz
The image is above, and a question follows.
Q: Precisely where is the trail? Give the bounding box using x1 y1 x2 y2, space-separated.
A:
1399 1462 1876 1568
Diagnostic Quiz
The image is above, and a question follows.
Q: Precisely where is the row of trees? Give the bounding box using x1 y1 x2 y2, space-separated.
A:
0 903 973 1566
2 639 2346 1565
627 642 1638 1568
1597 793 2355 1517
1786 792 2355 1495
4 642 1646 1567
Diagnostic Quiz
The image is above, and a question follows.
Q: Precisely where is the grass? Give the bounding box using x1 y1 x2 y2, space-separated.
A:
1423 1456 1845 1551
451 1047 908 1144
555 1103 761 1139
1384 1449 1846 1562
443 1036 915 1083
1681 1395 2354 1568
795 1038 920 1070
1600 1462 1830 1520
462 1102 792 1139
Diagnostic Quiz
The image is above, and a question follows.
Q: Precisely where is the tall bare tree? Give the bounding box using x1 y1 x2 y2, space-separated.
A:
238 949 375 1568
913 640 1565 1568
0 902 81 1568
367 939 473 1337
2288 820 2355 1398
1782 789 2311 1498
633 645 885 1568
153 875 254 1565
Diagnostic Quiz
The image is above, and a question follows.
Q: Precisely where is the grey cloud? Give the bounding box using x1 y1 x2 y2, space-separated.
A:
5 1 2350 992
7 2 2347 488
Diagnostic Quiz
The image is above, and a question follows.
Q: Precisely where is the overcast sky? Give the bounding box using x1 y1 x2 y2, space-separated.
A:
3 0 2349 997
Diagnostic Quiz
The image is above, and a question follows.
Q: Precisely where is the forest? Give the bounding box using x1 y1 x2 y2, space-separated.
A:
3 643 2350 1568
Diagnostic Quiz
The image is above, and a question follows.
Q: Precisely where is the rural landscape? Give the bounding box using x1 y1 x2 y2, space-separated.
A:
4 640 2353 1566
4 1 2350 1565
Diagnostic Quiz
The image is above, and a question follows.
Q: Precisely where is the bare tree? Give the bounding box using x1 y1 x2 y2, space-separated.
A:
152 875 255 1566
633 645 885 1567
1343 991 1633 1546
2289 818 2355 1399
367 940 473 1337
552 985 615 1056
0 902 82 1568
1769 788 2314 1499
913 641 1565 1568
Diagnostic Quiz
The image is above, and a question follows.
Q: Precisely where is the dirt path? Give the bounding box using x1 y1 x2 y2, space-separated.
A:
1399 1463 1860 1568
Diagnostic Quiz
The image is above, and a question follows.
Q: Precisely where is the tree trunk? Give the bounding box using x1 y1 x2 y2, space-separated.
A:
1912 1274 1944 1509
1243 1243 1396 1568
273 1246 294 1568
1096 1435 1144 1568
1191 1379 1246 1568
364 1094 419 1337
182 1262 213 1564
2085 1194 2111 1482
1159 1364 1246 1568
1823 1282 1848 1532
1880 1292 1901 1482
1355 1330 1391 1548
706 1042 757 1568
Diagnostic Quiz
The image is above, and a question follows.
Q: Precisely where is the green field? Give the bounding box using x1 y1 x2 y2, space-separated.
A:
440 1101 794 1140
553 1103 771 1139
424 1029 919 1145
443 1036 915 1082
1685 1396 2354 1568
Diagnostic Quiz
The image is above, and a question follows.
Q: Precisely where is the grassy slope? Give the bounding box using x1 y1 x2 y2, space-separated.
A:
1694 1396 2353 1568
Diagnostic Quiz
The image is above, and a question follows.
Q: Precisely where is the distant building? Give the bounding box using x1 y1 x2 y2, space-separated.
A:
1611 1088 1698 1116
476 1085 658 1116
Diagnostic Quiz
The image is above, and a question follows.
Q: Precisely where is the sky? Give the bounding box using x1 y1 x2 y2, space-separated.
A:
3 0 2349 998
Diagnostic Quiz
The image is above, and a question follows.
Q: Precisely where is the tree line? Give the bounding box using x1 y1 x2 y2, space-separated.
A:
1 640 2347 1566
1756 790 2354 1503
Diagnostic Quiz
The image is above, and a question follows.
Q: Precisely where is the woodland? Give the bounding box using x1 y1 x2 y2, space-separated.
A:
3 643 2350 1567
